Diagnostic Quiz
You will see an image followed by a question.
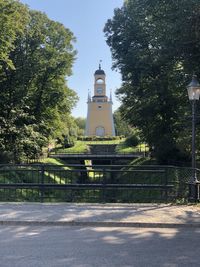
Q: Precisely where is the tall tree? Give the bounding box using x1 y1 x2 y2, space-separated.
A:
0 5 78 162
113 109 132 137
75 117 86 136
104 0 200 163
0 0 28 68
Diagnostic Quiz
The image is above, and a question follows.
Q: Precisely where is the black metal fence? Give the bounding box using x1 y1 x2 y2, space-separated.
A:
0 164 195 203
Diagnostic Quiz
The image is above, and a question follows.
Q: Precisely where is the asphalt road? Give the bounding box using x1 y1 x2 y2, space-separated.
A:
0 226 199 267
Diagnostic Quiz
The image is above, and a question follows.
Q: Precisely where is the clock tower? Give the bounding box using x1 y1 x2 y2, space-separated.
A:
85 64 116 136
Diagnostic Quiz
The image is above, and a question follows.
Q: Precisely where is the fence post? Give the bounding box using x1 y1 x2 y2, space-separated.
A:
195 182 200 201
40 164 45 203
164 167 168 201
102 167 106 203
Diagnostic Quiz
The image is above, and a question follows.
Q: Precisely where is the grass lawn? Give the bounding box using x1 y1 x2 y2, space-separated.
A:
116 141 148 153
0 156 189 203
39 157 68 165
53 140 123 154
52 139 148 154
84 139 122 144
53 141 89 153
0 157 79 202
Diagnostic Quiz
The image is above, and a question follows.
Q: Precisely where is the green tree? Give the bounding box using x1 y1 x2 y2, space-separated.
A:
74 117 86 136
0 0 28 68
113 109 132 136
104 0 200 163
0 6 78 162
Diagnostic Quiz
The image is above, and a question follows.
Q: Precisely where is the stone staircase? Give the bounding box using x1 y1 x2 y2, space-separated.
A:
88 144 117 154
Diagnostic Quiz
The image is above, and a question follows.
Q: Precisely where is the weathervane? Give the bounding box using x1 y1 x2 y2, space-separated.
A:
99 59 102 70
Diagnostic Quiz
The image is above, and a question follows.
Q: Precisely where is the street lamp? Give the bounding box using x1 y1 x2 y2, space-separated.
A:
187 75 200 201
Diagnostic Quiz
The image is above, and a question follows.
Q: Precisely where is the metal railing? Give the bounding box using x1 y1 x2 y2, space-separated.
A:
50 150 146 155
0 164 194 203
49 152 148 160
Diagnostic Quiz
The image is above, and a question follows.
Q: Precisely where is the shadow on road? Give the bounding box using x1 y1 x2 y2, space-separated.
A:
0 204 200 266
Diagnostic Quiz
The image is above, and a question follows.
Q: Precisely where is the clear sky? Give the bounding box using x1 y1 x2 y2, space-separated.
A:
19 0 124 118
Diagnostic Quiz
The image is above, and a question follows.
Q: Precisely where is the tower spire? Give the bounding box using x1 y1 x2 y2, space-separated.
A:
99 59 102 70
110 89 113 102
87 89 91 102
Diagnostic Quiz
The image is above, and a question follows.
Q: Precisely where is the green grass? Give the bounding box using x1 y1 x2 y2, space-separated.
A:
85 139 122 144
0 152 189 203
112 157 189 202
0 157 78 202
39 157 67 165
53 140 123 154
129 157 158 166
53 139 148 154
53 141 89 153
116 141 148 153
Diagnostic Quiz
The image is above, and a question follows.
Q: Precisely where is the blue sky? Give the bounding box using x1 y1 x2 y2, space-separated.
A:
20 0 124 118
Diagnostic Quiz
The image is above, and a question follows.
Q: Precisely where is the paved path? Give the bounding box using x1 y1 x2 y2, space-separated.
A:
0 203 200 227
0 225 200 267
1 204 200 267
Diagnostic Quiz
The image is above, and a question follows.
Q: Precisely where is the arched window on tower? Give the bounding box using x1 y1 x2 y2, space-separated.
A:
96 78 104 84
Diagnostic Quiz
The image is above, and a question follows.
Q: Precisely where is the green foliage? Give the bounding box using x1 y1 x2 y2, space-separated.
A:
104 0 200 163
54 141 88 153
113 109 132 136
0 3 78 163
116 140 147 153
116 142 137 153
125 134 139 147
78 136 122 141
63 135 75 148
40 158 68 165
54 139 126 154
0 0 29 68
0 151 14 163
75 117 86 136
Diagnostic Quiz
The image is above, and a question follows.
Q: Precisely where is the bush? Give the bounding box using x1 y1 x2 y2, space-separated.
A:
78 136 121 141
154 140 190 165
0 151 14 163
63 136 75 148
125 135 139 147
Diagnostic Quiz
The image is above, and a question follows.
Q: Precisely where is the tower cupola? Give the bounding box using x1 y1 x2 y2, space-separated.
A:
94 63 105 75
85 63 115 137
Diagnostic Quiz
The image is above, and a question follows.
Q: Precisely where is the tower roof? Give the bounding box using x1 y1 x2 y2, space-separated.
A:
94 63 105 75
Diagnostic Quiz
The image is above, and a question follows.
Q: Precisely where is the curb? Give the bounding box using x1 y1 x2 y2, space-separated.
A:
0 220 200 228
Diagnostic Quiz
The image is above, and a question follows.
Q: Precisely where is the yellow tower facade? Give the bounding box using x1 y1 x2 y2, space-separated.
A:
85 65 115 136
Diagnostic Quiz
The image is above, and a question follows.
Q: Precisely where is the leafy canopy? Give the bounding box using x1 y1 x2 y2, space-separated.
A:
0 0 28 68
104 0 200 163
0 1 78 162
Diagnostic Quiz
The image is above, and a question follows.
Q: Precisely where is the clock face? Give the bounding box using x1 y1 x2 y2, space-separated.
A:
97 87 103 94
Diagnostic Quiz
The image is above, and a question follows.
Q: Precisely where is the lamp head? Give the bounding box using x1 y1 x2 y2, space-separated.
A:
187 75 200 100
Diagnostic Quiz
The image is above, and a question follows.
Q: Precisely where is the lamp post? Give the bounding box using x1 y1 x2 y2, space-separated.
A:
187 75 200 201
